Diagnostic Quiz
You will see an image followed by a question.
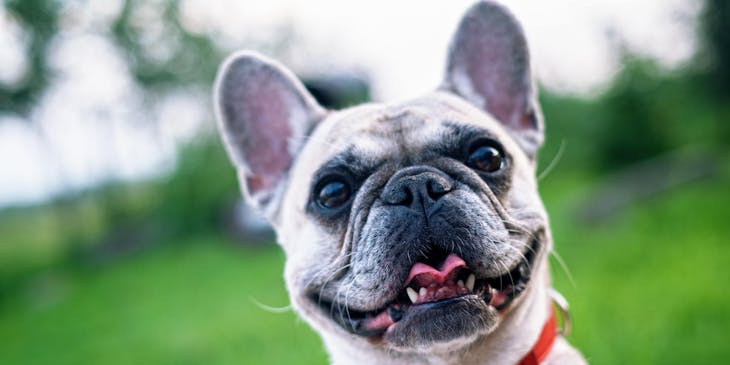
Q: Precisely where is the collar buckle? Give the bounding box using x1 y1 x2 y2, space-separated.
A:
548 288 572 336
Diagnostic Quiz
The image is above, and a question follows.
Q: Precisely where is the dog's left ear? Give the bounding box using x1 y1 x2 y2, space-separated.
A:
441 1 543 157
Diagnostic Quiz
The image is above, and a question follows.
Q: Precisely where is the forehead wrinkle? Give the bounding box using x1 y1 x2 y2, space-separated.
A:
368 108 427 137
310 95 508 173
376 113 428 165
321 108 431 166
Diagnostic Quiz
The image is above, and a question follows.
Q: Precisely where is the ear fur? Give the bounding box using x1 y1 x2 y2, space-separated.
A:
442 1 543 157
214 51 326 218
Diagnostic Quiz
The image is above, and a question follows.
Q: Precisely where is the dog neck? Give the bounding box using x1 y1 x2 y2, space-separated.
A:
322 265 552 365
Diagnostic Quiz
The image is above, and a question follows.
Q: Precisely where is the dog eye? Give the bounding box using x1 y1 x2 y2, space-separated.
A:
466 143 503 172
316 180 351 208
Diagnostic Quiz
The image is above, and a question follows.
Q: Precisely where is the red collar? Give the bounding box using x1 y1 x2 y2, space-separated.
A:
516 309 558 365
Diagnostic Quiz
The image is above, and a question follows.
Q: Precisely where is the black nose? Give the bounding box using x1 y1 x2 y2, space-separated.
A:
381 166 454 212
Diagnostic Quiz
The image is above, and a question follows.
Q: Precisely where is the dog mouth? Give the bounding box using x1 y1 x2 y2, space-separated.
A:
312 237 541 339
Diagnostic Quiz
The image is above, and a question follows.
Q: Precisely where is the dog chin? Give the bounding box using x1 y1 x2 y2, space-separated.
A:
382 295 499 351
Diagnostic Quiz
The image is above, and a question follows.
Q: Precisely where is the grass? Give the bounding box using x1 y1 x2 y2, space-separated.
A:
0 240 327 365
0 167 728 364
545 169 730 364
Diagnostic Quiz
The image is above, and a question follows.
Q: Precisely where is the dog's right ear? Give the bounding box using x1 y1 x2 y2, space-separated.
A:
214 51 326 219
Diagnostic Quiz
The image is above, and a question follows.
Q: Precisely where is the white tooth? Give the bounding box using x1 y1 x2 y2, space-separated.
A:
419 287 427 297
457 280 465 287
407 287 418 303
466 274 475 291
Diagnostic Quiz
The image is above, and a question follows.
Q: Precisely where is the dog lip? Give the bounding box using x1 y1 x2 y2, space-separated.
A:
311 234 543 338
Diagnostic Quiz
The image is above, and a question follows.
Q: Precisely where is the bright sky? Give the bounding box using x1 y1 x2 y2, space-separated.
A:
0 0 700 207
182 0 698 97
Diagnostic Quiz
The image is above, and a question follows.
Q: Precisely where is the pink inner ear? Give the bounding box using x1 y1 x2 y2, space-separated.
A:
464 35 527 130
446 3 537 135
240 80 294 196
469 54 515 126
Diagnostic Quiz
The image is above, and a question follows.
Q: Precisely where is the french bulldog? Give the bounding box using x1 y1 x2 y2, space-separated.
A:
213 1 586 364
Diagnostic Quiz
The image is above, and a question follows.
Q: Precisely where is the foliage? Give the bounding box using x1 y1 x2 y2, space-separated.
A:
0 0 59 113
698 0 730 98
0 0 223 115
110 0 222 91
152 136 240 236
540 56 727 172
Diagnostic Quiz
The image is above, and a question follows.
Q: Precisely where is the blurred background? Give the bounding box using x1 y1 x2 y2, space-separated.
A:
0 0 728 363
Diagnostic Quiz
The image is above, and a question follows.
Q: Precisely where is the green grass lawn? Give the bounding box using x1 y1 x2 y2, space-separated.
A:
1 169 728 364
544 170 730 364
0 241 327 365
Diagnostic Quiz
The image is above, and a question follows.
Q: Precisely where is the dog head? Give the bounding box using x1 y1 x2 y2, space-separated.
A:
214 1 551 357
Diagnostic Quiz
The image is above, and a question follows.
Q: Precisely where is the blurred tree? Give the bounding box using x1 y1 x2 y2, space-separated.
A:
0 0 228 259
111 0 221 91
0 0 58 113
699 0 730 99
0 0 223 114
592 57 673 169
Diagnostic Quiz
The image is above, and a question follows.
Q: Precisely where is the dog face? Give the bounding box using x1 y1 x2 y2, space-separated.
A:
215 1 550 356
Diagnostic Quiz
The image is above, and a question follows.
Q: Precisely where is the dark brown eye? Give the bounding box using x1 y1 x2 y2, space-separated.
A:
467 144 503 172
316 180 351 208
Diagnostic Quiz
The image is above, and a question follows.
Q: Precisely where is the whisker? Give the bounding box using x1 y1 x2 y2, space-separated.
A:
317 262 352 309
550 249 577 289
249 297 292 313
507 239 537 265
305 252 354 290
501 243 532 290
342 273 362 324
538 139 566 181
507 237 537 258
503 255 516 289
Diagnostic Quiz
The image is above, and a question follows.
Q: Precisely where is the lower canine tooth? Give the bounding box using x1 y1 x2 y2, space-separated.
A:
518 262 530 278
419 287 427 297
406 287 418 303
466 274 475 291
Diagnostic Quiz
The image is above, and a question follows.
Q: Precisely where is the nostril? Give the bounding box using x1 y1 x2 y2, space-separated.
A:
395 187 413 206
383 183 413 206
427 179 451 201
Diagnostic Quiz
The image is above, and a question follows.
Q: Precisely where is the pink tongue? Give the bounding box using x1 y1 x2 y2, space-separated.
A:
362 254 468 332
405 254 467 288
